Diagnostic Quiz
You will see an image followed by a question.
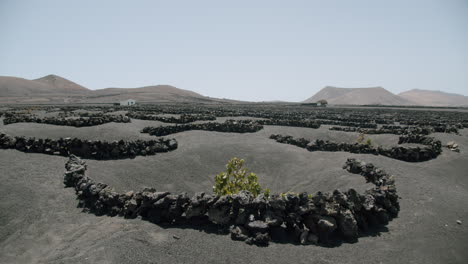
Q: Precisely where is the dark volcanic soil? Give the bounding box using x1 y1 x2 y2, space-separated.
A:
1 115 468 263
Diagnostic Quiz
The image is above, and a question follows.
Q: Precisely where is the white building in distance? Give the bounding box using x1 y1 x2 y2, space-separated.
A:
120 99 136 106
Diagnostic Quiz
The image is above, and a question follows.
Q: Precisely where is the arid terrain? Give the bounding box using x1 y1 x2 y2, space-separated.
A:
0 104 467 264
2 0 467 262
2 74 468 106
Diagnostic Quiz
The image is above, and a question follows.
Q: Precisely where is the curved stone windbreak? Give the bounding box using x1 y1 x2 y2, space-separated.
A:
270 134 442 162
56 112 118 118
0 133 177 159
329 126 432 135
256 119 321 129
63 155 399 246
141 120 263 136
399 120 462 133
6 104 468 130
398 133 441 146
3 114 131 127
317 120 378 129
127 112 216 123
431 125 459 134
120 108 379 129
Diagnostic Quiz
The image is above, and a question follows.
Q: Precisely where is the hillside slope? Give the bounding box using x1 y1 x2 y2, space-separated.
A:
0 76 55 97
33 74 89 93
87 85 213 103
304 86 412 105
303 86 351 103
0 75 235 104
0 75 89 97
398 89 468 106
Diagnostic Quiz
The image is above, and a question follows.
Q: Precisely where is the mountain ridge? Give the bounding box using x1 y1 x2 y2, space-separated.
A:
0 75 234 104
1 75 467 106
398 89 468 106
33 74 89 92
303 86 413 105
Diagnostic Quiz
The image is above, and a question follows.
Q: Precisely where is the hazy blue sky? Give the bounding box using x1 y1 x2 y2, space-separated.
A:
1 0 467 101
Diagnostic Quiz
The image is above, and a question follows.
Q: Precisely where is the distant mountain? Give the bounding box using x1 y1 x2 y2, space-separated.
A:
0 75 88 97
303 86 412 105
0 74 237 104
398 89 468 107
33 74 89 92
86 85 221 104
3 75 466 106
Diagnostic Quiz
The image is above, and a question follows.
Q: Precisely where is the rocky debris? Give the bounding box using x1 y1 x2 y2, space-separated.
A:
456 220 462 225
141 120 263 136
245 232 271 246
270 133 442 162
446 141 460 152
317 216 337 233
63 156 399 246
0 132 177 159
3 113 130 127
246 220 269 233
230 225 250 241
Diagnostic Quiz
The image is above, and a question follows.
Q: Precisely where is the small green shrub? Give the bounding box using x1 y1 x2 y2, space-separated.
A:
356 133 365 144
213 157 268 197
357 133 373 146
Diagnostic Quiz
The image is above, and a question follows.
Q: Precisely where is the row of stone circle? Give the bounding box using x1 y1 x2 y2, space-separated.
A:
0 133 177 159
3 114 130 127
127 109 468 133
63 155 399 246
128 110 370 128
2 110 375 129
329 126 433 135
141 120 264 136
270 133 442 162
330 125 458 134
1 112 323 129
117 106 468 129
131 111 371 129
2 110 462 135
140 119 322 137
4 104 468 129
126 112 216 123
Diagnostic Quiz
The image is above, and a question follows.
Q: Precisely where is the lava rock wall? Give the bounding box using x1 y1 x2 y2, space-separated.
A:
0 133 177 159
270 133 442 162
329 126 432 135
318 120 378 128
127 112 216 123
141 120 264 136
63 156 399 246
256 119 321 129
3 114 131 127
